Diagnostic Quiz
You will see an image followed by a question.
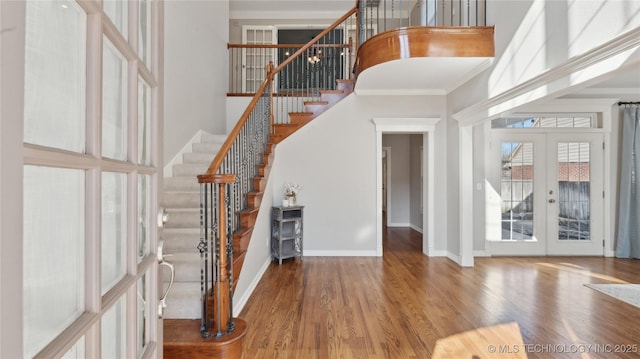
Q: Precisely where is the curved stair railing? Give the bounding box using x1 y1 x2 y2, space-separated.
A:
195 4 359 343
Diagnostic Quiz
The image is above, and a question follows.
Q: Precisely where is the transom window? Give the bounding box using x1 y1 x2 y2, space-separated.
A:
491 113 598 129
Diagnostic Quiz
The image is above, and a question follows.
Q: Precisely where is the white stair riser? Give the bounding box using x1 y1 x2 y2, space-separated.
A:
162 229 200 253
172 163 209 177
183 152 216 164
193 142 223 154
163 192 200 208
161 253 201 282
161 282 201 319
164 177 200 192
201 133 228 144
164 210 200 228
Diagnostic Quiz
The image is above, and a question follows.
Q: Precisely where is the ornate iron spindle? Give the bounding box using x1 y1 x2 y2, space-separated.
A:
198 183 209 337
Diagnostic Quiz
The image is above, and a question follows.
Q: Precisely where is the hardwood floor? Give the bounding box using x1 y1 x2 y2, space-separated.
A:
239 227 640 358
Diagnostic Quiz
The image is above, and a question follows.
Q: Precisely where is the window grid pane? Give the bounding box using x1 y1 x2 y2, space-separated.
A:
137 271 151 357
24 166 85 358
103 37 128 161
138 78 151 165
24 1 86 153
557 142 591 240
102 172 127 295
61 336 85 359
492 115 594 129
500 142 534 240
139 0 152 66
102 295 127 359
138 175 151 261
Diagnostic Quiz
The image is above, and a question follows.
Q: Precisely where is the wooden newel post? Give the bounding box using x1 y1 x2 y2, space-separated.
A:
197 173 236 339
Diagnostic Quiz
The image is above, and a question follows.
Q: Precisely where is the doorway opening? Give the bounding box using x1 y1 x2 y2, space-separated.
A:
374 118 440 257
381 134 424 253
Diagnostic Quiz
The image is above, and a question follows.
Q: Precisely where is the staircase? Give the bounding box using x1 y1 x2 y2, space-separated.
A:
162 132 227 319
161 82 351 319
272 79 355 143
163 129 276 357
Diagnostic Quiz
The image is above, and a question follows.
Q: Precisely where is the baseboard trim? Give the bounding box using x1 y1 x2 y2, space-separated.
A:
426 249 448 257
304 250 379 257
447 251 461 265
233 257 272 317
473 250 491 257
409 223 423 233
387 222 411 227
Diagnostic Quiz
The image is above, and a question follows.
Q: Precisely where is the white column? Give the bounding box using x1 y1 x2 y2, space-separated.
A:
459 125 474 267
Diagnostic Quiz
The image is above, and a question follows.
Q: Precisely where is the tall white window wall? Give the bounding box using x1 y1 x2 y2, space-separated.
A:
18 0 162 358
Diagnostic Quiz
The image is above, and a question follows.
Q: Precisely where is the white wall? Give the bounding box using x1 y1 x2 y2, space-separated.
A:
233 164 274 314
272 94 448 255
382 134 411 227
164 0 229 165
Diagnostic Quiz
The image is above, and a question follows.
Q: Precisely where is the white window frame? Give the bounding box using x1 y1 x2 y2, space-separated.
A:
0 1 163 358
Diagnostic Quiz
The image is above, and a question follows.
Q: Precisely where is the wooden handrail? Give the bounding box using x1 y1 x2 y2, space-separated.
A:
207 5 359 179
198 61 274 179
228 43 351 49
271 6 357 75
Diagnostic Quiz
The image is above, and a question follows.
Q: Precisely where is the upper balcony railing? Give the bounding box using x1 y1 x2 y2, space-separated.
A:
228 0 486 96
358 0 486 45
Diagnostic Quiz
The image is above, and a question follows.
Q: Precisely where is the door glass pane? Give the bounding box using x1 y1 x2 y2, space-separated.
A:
500 142 534 240
139 0 151 66
24 1 86 153
557 142 590 240
492 115 594 129
103 0 128 40
103 37 128 161
138 175 151 261
102 172 127 294
24 166 85 358
102 296 127 359
61 337 85 359
137 271 151 357
138 78 151 165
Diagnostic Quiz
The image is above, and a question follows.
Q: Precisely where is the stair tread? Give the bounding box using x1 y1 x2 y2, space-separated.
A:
275 123 300 128
304 101 329 105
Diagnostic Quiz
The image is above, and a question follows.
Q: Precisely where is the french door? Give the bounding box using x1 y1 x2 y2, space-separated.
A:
490 133 604 256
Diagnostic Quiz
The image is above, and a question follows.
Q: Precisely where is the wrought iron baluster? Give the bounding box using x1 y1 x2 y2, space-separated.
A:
199 183 209 337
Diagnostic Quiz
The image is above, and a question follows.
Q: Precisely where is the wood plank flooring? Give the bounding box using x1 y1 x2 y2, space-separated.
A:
239 227 640 358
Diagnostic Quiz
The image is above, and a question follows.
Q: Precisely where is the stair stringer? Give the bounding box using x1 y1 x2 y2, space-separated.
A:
273 79 355 143
231 157 277 316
